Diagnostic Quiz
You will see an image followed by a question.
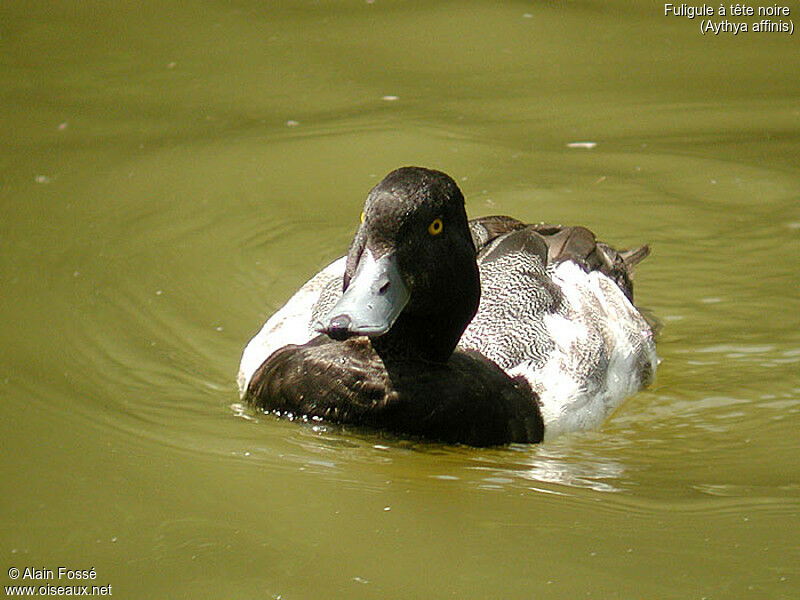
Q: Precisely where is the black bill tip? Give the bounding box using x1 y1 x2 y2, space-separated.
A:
325 314 354 340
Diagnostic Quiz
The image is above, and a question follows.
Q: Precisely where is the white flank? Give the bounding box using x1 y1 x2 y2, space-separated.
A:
510 261 656 439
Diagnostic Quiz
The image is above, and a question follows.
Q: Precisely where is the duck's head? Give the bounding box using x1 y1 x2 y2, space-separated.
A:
315 166 480 362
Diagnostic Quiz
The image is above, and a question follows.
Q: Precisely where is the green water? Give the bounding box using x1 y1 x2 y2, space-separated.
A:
2 1 799 598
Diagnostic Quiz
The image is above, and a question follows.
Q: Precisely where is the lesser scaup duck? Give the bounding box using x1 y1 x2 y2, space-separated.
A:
239 167 657 445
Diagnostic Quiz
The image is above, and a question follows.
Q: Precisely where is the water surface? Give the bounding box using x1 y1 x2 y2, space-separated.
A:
2 1 799 598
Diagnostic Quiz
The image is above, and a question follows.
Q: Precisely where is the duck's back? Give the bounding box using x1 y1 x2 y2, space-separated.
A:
459 221 657 438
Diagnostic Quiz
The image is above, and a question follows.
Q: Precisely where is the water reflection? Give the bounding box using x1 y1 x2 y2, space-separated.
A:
233 404 633 495
508 446 626 493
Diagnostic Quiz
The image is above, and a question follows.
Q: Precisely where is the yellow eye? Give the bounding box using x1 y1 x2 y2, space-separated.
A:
360 211 365 223
428 218 443 236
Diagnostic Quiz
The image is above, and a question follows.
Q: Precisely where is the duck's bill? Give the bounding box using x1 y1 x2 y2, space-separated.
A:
314 250 410 340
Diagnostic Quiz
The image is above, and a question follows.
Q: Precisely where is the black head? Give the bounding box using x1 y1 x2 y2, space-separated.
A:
315 166 480 362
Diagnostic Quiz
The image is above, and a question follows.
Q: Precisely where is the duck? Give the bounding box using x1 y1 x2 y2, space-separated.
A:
238 166 657 446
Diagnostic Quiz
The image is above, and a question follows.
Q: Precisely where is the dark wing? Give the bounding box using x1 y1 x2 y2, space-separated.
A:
245 335 543 446
468 216 526 253
470 217 650 303
529 223 648 302
477 224 549 267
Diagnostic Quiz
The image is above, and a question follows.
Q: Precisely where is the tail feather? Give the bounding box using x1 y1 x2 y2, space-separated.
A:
620 244 650 269
637 306 664 338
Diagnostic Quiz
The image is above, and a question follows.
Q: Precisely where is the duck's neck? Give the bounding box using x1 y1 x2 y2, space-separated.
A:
371 243 481 364
371 301 477 363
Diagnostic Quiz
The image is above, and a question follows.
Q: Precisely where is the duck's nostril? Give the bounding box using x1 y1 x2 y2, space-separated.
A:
327 314 353 340
378 281 390 295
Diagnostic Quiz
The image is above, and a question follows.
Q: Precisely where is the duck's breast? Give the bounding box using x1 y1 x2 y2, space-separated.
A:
237 257 345 395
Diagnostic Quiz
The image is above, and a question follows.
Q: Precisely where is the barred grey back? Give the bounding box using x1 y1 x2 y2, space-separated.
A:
460 249 563 372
